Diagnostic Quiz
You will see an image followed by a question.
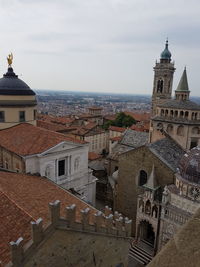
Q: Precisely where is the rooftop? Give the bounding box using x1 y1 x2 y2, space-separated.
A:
109 126 126 133
148 137 185 172
121 129 149 148
157 99 200 110
0 171 97 265
0 123 86 156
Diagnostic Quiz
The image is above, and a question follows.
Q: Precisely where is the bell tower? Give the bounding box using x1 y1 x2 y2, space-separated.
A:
151 40 175 116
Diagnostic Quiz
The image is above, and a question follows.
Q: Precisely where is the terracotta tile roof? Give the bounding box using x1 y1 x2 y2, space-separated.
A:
37 120 68 132
37 114 75 125
0 123 86 156
124 111 150 122
104 114 117 121
109 126 126 133
50 116 75 125
110 136 122 141
130 122 150 132
88 152 102 161
84 122 97 130
0 171 97 265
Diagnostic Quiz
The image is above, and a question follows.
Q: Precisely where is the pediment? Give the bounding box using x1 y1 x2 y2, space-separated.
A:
40 141 83 156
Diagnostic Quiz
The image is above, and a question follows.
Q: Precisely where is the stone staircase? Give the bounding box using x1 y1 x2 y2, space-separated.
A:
128 240 153 266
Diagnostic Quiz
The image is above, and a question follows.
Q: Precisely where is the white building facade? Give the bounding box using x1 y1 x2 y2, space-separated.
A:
24 141 97 205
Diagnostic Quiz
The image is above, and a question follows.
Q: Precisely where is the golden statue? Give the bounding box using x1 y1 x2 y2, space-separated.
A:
7 53 13 67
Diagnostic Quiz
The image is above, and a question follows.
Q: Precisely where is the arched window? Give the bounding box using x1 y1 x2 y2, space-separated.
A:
192 127 199 134
185 111 189 118
180 111 184 118
139 199 144 213
152 205 158 218
161 109 164 116
167 124 173 134
145 200 151 215
157 79 163 93
139 170 147 186
165 109 169 116
175 110 178 117
170 110 174 117
177 125 184 136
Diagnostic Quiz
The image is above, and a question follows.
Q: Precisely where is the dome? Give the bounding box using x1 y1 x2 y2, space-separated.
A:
178 147 200 184
0 67 35 96
160 40 171 60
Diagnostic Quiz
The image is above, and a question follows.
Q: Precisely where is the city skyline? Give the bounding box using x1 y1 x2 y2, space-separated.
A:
0 0 200 95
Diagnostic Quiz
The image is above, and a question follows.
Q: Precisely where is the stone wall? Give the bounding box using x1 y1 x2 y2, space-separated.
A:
24 229 130 267
0 146 25 172
115 146 174 235
7 200 132 267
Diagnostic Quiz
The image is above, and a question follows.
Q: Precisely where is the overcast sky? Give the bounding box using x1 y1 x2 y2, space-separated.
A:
0 0 200 96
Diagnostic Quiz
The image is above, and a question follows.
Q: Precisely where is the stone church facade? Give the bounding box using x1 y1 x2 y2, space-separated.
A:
115 41 200 265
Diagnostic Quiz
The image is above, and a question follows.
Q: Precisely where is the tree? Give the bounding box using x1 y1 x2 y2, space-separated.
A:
103 112 136 129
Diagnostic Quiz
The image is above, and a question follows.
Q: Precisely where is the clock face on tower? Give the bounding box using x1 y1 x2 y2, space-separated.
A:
190 187 200 200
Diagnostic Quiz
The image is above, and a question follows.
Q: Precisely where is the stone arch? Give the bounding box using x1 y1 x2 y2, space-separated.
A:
161 109 164 116
138 199 144 212
165 109 169 116
157 79 163 93
138 170 147 186
180 111 184 118
175 110 178 117
177 125 184 136
167 124 173 134
170 110 174 117
138 220 155 246
185 111 189 118
145 200 151 215
192 127 200 135
152 205 158 218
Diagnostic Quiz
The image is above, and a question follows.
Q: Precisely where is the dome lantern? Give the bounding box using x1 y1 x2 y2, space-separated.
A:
160 39 172 63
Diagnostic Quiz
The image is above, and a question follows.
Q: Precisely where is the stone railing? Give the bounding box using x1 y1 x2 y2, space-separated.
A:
7 200 132 267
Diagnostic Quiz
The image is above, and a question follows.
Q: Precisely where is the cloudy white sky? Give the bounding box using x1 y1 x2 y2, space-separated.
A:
0 0 200 95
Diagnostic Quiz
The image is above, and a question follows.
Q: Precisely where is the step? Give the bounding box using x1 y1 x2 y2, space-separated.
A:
129 245 153 265
128 250 146 265
141 239 154 248
130 245 153 261
129 246 152 263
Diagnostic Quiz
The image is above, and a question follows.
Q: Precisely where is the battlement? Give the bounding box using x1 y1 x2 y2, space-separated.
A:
7 200 132 267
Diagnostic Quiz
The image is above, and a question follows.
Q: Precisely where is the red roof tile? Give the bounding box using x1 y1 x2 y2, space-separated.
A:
109 136 122 141
37 120 68 132
124 111 150 122
0 123 86 156
109 126 126 132
88 152 102 161
0 171 97 265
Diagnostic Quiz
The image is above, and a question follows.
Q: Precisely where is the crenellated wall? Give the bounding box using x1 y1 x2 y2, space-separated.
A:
6 200 132 267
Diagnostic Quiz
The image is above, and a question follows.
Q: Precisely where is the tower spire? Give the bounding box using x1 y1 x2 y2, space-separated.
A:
175 67 190 100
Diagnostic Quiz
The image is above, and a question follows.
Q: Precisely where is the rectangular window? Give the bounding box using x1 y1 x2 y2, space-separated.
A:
0 111 5 122
19 111 25 122
58 159 65 176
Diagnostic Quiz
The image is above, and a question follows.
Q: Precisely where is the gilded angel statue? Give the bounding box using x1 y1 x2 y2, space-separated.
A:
7 53 13 67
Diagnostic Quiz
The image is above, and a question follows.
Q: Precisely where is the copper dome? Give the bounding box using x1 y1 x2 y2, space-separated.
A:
178 147 200 184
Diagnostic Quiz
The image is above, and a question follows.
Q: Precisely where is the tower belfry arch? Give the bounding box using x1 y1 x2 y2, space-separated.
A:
151 40 176 116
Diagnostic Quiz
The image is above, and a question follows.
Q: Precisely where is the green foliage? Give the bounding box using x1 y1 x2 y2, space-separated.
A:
103 112 136 130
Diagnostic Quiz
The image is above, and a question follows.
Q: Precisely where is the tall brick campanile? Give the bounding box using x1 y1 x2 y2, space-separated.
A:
151 40 175 116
